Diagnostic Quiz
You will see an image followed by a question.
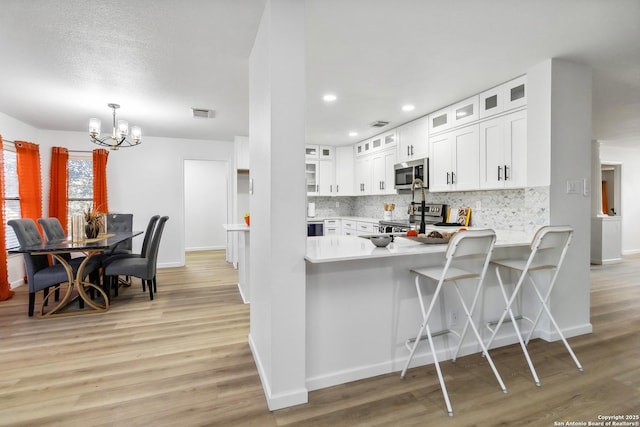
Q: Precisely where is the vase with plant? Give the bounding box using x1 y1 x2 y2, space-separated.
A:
84 208 104 239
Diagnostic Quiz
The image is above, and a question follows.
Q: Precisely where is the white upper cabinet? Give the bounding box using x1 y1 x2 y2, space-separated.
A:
429 96 478 134
368 130 397 153
480 75 527 119
429 125 480 192
479 85 504 119
451 96 479 128
397 116 429 162
503 75 527 111
318 159 334 195
319 145 334 160
479 110 527 189
428 106 451 134
335 146 355 196
306 161 319 195
306 145 319 159
355 156 372 195
370 149 397 195
355 139 372 156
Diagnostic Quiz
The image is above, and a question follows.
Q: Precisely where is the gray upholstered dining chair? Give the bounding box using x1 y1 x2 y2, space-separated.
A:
8 218 100 316
105 213 133 255
102 215 160 297
104 216 169 300
38 217 101 291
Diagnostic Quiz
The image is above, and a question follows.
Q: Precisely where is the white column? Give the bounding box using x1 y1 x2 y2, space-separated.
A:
248 0 308 410
527 58 593 339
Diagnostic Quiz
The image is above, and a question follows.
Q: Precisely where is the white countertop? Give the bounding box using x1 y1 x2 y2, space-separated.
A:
305 229 532 263
223 223 250 232
306 216 381 223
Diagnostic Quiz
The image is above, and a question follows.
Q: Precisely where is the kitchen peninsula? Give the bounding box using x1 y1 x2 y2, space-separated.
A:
304 230 546 391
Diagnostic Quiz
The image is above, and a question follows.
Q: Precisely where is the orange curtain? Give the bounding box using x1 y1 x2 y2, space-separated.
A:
15 140 43 223
92 149 109 213
49 147 69 234
0 135 15 300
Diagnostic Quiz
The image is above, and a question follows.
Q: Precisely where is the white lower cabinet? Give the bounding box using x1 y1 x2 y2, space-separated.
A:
356 221 379 235
479 109 526 189
430 124 480 192
342 220 357 236
324 219 341 235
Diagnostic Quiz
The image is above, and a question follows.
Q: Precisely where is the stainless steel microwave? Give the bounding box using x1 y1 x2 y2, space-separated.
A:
394 158 428 191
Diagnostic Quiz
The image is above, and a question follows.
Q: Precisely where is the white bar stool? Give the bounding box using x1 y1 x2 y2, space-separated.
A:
486 225 583 387
400 229 507 416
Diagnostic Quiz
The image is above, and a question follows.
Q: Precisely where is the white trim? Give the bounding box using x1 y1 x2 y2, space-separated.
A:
248 333 308 411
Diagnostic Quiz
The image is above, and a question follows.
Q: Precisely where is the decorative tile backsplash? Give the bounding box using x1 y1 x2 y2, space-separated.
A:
308 186 549 233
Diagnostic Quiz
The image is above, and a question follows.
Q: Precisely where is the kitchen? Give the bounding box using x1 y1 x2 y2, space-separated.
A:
300 68 584 395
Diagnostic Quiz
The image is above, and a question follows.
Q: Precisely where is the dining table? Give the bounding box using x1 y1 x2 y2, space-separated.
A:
9 231 142 317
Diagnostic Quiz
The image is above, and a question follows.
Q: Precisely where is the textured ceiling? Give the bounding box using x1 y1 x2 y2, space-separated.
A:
0 0 638 145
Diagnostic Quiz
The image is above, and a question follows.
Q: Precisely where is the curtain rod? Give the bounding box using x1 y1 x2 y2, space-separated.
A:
1 139 92 154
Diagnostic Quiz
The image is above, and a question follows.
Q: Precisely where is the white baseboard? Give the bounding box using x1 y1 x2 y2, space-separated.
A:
248 334 308 411
237 283 249 304
185 246 226 252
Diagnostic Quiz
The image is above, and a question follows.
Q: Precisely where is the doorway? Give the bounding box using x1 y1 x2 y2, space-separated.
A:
184 159 229 252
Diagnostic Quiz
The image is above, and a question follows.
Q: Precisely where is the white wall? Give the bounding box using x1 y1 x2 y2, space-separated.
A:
527 58 592 337
249 0 308 410
600 142 640 254
1 111 235 274
184 159 229 251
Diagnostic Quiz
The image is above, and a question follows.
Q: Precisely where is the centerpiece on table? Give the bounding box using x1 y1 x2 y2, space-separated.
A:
84 208 104 239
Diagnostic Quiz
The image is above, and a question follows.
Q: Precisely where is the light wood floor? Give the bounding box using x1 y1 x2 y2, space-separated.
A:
1 251 638 426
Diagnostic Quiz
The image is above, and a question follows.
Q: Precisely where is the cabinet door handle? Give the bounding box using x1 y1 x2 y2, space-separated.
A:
330 184 333 193
504 165 509 180
498 165 503 181
407 146 410 156
316 184 319 193
451 171 455 184
446 172 450 184
336 184 339 193
381 181 385 190
410 145 414 156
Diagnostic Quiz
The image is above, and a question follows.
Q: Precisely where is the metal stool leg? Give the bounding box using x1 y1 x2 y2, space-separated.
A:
401 275 445 379
491 266 541 386
453 282 507 394
524 275 584 372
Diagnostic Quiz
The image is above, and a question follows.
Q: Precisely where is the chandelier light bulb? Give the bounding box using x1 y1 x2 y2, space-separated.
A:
89 118 101 137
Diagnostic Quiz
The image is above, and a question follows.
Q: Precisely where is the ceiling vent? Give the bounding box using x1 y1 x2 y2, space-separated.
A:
192 108 216 119
370 120 389 128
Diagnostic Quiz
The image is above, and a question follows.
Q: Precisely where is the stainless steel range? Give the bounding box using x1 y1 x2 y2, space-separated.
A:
379 203 448 233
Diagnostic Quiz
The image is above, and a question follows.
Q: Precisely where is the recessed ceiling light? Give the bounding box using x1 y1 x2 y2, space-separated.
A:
349 131 358 137
323 94 337 102
402 104 415 112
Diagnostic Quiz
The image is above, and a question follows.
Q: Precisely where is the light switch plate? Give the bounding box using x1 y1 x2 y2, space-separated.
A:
566 180 581 195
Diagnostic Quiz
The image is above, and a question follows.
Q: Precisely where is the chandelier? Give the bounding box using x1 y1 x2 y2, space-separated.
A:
89 103 142 150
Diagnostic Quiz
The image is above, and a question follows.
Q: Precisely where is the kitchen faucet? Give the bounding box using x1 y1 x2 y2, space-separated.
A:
411 178 427 234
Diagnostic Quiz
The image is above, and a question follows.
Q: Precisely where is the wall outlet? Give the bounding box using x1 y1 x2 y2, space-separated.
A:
448 310 458 326
336 201 340 208
475 200 482 211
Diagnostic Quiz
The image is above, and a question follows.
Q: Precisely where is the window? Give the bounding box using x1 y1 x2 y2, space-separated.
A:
3 145 20 249
67 154 93 231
